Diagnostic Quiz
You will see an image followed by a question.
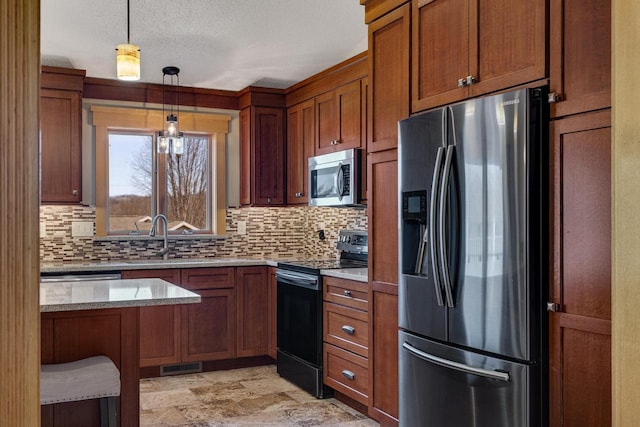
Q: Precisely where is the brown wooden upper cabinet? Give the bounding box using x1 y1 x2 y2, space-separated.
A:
286 99 315 204
239 105 286 206
40 67 86 204
411 0 546 112
549 0 611 118
367 2 410 153
316 80 364 155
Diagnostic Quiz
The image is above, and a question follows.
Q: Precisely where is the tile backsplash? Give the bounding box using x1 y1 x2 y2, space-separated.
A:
39 205 367 263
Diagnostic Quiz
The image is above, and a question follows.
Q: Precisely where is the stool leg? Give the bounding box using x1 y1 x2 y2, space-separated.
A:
100 397 118 427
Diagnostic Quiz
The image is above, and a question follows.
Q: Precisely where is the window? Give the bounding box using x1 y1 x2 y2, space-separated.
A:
92 106 231 236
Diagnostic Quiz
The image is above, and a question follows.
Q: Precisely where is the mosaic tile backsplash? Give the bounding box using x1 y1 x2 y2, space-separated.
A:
39 205 368 263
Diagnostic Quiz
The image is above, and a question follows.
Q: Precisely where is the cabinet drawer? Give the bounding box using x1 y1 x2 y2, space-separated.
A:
324 276 368 311
324 343 368 405
324 302 368 358
181 267 235 290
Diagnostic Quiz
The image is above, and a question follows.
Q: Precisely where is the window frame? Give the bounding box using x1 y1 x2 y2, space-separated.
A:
91 105 230 236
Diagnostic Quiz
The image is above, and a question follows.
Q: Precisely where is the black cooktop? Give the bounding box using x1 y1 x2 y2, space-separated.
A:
277 258 367 276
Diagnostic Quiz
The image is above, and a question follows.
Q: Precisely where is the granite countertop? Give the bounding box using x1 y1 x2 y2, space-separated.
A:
41 258 278 274
320 267 368 283
40 278 201 312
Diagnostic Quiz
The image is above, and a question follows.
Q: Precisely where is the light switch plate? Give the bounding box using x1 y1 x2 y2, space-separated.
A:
237 221 247 235
72 221 94 237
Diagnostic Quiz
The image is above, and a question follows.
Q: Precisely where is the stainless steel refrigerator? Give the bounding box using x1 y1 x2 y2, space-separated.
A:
398 87 548 427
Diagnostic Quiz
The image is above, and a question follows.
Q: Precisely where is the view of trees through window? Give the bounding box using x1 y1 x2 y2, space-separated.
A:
107 132 210 234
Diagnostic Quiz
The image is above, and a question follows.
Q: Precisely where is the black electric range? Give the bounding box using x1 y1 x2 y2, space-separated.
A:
275 229 367 398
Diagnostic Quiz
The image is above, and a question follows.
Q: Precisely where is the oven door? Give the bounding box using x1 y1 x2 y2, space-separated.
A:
276 269 323 367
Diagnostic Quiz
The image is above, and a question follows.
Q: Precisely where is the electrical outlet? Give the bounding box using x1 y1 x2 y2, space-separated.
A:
40 222 46 237
72 221 94 237
237 221 247 235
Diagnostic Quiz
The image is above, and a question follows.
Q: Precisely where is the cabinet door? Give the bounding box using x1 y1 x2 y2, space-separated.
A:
181 288 236 362
286 99 315 204
236 266 268 357
549 110 611 427
368 3 410 153
412 0 469 112
268 267 277 359
40 89 82 203
549 0 611 118
316 90 339 154
254 107 286 205
367 149 399 424
370 287 398 424
122 269 182 367
336 80 363 151
239 107 252 205
470 0 546 97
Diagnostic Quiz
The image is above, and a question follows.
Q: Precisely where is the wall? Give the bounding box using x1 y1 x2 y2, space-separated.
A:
40 205 367 263
612 1 640 425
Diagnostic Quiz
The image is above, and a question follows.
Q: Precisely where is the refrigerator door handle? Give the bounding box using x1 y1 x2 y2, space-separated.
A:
438 144 455 308
402 342 511 382
430 146 445 307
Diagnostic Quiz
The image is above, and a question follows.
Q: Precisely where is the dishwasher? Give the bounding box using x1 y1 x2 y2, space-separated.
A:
40 272 122 282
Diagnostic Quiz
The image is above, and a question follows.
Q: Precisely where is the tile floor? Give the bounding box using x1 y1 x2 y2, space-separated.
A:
140 365 380 426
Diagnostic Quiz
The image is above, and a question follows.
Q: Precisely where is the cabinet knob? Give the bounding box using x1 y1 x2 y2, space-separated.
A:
547 302 560 312
342 370 356 380
548 92 562 103
72 189 78 195
267 197 272 203
343 290 352 297
465 75 477 85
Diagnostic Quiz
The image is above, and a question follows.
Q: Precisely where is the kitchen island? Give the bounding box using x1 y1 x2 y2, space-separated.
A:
40 278 200 427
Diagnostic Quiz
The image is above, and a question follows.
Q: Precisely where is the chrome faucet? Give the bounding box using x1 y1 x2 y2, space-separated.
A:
149 214 169 260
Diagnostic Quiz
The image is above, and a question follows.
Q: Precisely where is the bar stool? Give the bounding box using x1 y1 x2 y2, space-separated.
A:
40 356 121 427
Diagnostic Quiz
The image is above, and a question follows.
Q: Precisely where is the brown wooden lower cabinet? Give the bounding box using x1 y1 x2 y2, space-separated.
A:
122 269 182 367
125 266 273 372
41 308 139 427
323 276 370 406
369 284 398 425
236 266 269 357
181 287 236 362
268 267 278 359
549 109 612 427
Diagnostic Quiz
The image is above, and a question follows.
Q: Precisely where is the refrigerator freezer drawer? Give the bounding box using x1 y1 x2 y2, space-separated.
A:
399 331 539 427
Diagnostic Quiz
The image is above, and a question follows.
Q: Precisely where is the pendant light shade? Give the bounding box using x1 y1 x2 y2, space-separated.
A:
116 43 140 80
116 0 140 81
158 66 184 155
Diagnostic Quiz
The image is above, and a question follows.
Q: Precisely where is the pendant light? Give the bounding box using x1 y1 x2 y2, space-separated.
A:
115 0 140 81
158 66 184 155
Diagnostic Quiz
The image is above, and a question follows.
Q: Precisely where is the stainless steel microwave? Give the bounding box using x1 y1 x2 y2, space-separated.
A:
308 148 362 207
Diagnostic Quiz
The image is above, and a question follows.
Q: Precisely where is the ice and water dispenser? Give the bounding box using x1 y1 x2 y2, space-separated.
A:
401 190 429 277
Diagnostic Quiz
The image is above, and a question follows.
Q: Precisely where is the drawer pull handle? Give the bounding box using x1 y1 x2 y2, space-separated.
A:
343 290 352 297
341 325 355 335
342 370 356 380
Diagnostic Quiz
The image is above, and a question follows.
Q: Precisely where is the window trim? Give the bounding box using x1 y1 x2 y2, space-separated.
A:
91 105 231 237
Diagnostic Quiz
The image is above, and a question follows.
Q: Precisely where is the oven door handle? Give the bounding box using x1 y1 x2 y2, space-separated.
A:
276 270 320 290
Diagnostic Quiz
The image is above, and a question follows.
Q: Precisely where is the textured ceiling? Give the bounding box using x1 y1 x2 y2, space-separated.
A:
41 0 367 91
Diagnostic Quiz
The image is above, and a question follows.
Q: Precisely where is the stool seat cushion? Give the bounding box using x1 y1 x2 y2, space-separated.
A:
41 356 121 405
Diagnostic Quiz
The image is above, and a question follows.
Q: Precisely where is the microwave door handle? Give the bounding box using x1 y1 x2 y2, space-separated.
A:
334 162 345 201
430 147 445 307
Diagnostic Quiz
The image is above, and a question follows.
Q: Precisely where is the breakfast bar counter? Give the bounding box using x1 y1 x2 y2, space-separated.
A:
40 278 200 427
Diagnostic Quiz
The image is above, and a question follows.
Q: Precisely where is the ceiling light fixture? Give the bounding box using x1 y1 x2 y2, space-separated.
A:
115 0 140 81
158 66 184 155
